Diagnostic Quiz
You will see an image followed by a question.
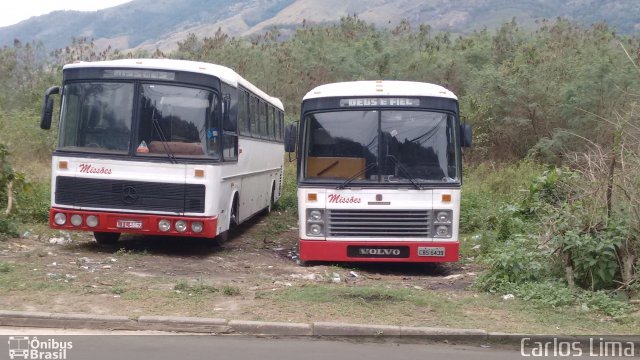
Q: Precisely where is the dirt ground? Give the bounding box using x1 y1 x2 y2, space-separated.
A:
0 214 474 312
0 213 637 334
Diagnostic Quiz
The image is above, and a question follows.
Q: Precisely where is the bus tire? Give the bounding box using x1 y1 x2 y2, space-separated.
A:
94 232 120 244
266 182 275 214
210 231 228 246
210 196 238 246
230 195 239 229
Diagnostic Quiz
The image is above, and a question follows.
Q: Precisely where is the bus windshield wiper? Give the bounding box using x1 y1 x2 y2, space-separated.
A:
336 163 377 190
151 109 177 164
386 155 422 190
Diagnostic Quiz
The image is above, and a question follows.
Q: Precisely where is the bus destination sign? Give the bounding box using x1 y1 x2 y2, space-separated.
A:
340 98 420 107
103 69 176 81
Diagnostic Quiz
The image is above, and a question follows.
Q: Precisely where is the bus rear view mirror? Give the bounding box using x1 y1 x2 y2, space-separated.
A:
284 123 297 153
461 124 472 147
40 86 60 130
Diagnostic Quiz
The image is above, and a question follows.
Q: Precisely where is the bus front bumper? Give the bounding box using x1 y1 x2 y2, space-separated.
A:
49 208 218 238
299 240 459 262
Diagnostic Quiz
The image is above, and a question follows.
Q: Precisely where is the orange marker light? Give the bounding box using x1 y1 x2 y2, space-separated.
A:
58 161 68 169
308 193 318 201
442 194 452 203
194 169 205 178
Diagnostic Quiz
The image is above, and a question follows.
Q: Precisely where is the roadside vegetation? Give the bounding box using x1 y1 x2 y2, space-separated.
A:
0 16 638 328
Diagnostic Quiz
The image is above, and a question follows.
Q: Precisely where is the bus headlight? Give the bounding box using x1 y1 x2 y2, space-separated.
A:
435 225 450 237
70 214 83 226
306 209 325 236
158 219 171 232
309 210 323 221
175 220 187 232
86 215 99 228
436 211 451 223
191 222 203 233
54 213 67 225
308 224 324 236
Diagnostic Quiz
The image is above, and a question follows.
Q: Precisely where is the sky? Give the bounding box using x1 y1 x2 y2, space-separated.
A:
0 0 133 27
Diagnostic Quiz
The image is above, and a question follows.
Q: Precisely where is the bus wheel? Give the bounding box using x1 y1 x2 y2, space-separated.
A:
210 197 238 246
94 232 120 244
230 196 239 229
210 231 228 246
297 259 310 267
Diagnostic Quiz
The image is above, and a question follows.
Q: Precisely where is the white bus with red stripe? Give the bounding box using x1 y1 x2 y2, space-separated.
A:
40 59 284 244
285 81 471 263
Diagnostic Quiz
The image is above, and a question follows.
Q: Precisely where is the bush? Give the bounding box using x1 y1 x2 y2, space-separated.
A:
0 215 19 239
274 159 297 211
14 182 50 223
578 290 632 317
475 235 553 292
555 226 622 290
511 281 575 308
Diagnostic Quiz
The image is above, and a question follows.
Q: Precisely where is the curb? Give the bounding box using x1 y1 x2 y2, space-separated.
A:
228 320 312 336
0 310 636 347
0 310 135 330
0 310 488 338
138 316 230 333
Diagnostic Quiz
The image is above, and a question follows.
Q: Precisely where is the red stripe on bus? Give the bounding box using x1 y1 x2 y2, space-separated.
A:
299 240 459 262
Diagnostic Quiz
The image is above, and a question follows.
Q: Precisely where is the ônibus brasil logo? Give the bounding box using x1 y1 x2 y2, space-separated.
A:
7 336 72 360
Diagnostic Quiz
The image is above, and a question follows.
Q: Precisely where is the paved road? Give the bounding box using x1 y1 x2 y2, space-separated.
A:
0 327 520 360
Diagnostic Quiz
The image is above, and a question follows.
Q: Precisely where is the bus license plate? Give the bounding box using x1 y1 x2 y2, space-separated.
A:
418 247 445 257
117 220 143 229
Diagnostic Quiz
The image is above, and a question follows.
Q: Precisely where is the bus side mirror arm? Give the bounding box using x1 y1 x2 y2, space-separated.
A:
460 123 472 148
40 86 60 130
284 123 298 161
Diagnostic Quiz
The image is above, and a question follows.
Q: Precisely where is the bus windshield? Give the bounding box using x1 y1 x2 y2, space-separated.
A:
303 110 458 184
59 82 134 154
58 82 219 159
136 84 218 159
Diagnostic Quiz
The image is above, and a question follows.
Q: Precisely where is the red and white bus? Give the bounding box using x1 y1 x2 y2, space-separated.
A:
40 59 285 244
285 81 471 263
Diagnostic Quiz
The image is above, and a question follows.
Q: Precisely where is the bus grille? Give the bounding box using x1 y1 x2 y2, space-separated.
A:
55 176 205 213
327 209 430 238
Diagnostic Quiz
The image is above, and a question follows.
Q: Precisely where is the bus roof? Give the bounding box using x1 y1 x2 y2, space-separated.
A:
303 81 458 101
64 59 284 110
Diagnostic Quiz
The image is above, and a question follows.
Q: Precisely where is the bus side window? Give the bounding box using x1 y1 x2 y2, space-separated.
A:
239 90 249 136
278 112 284 142
250 95 258 138
269 106 276 140
259 101 267 139
222 92 237 162
206 95 221 157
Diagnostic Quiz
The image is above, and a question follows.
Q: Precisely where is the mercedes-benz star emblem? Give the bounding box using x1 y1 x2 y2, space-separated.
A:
122 185 139 204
